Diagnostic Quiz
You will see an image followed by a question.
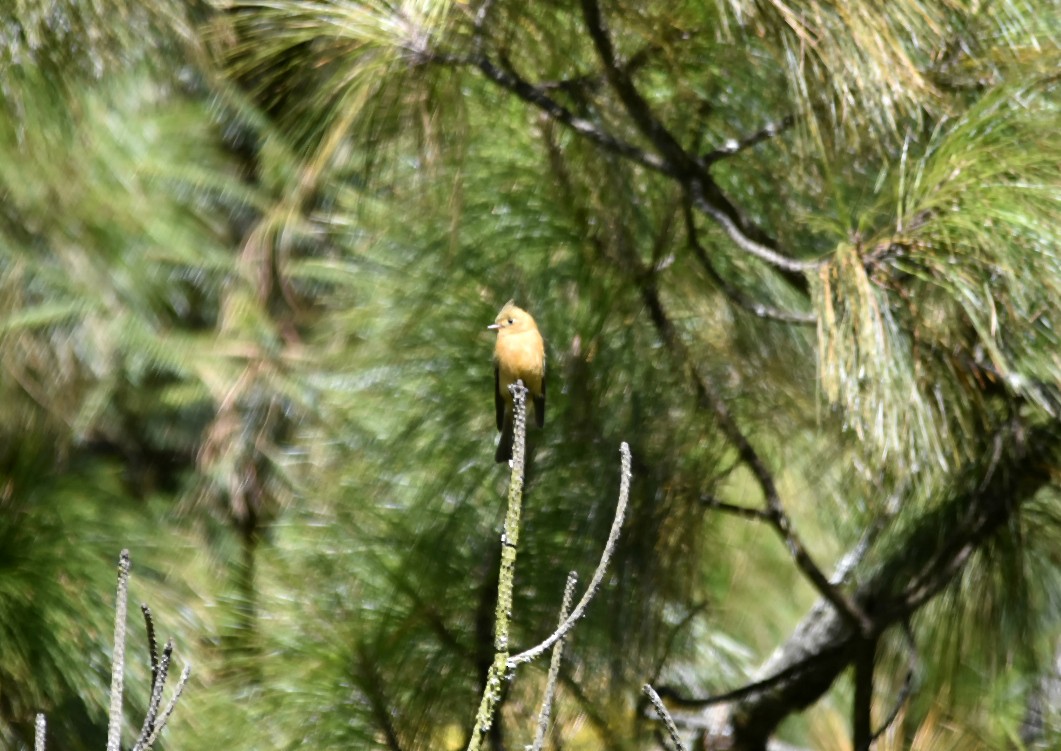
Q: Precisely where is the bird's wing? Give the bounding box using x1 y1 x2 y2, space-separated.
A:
495 363 504 432
534 371 545 428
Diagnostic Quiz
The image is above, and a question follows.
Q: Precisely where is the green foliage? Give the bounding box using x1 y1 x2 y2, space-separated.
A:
0 0 1058 749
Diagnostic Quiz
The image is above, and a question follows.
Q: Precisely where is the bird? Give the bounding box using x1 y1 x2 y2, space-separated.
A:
489 300 546 463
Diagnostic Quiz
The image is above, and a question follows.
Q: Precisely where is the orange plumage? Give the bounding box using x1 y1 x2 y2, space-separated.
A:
489 301 546 462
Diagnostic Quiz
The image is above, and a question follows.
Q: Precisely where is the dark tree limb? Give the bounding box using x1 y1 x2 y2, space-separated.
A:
424 51 675 176
701 494 772 523
579 0 698 176
579 0 825 283
432 3 826 285
852 636 877 751
658 423 1052 750
721 421 1056 749
871 623 918 745
608 212 871 636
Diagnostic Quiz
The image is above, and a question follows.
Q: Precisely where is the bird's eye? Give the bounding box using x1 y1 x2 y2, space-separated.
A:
507 318 514 325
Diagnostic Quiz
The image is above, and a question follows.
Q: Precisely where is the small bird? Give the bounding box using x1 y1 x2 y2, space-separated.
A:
489 300 546 463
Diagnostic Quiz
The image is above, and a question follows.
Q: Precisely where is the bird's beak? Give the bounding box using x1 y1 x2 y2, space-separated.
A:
487 323 501 330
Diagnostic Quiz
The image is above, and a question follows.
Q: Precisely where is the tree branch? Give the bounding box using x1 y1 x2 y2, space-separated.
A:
683 203 816 325
529 572 578 751
430 53 675 176
701 115 796 165
106 551 131 751
721 421 1056 748
871 623 918 745
466 382 531 751
434 8 825 286
509 442 632 666
579 0 697 176
701 494 772 523
643 684 688 751
852 637 877 751
625 256 871 635
578 0 825 283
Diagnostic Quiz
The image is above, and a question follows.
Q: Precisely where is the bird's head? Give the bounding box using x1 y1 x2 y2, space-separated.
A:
488 300 537 335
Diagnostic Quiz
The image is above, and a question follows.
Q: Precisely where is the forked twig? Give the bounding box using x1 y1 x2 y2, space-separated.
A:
530 572 579 751
508 442 632 666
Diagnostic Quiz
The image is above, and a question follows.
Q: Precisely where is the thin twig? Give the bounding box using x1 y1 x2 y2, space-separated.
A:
579 0 826 278
141 604 160 678
106 550 131 751
683 203 816 325
145 664 192 748
508 442 632 666
643 684 688 751
701 115 796 164
530 572 579 751
648 601 711 685
627 247 870 634
133 640 172 751
34 714 45 751
870 623 918 744
687 183 827 273
701 494 772 523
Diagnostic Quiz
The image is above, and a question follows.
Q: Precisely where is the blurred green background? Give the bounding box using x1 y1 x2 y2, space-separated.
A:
1 1 1059 749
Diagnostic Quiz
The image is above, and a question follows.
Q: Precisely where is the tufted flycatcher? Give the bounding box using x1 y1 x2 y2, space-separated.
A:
489 300 546 463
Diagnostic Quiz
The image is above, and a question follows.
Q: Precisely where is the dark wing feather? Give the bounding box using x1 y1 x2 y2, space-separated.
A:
494 363 504 432
534 372 545 428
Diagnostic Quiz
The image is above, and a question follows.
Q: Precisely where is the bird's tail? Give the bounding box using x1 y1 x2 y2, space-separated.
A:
495 414 514 463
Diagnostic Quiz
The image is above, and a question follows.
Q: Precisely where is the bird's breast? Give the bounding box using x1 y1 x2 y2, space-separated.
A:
495 330 545 395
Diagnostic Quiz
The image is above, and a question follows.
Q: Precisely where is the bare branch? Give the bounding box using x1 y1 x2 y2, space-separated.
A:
580 0 696 175
687 183 827 274
724 423 1055 746
106 550 131 751
701 115 796 164
34 714 45 751
579 0 825 279
643 684 688 751
651 639 850 713
133 639 172 751
626 255 871 634
530 572 579 751
428 53 674 176
683 203 816 325
141 604 160 679
509 442 632 666
701 494 772 523
466 383 531 751
435 8 826 284
871 624 918 745
145 664 191 748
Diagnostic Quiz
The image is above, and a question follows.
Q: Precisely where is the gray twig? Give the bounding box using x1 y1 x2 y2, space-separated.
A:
145 664 192 747
509 443 632 666
34 714 45 751
133 639 172 751
643 684 688 751
530 572 579 751
106 550 131 751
